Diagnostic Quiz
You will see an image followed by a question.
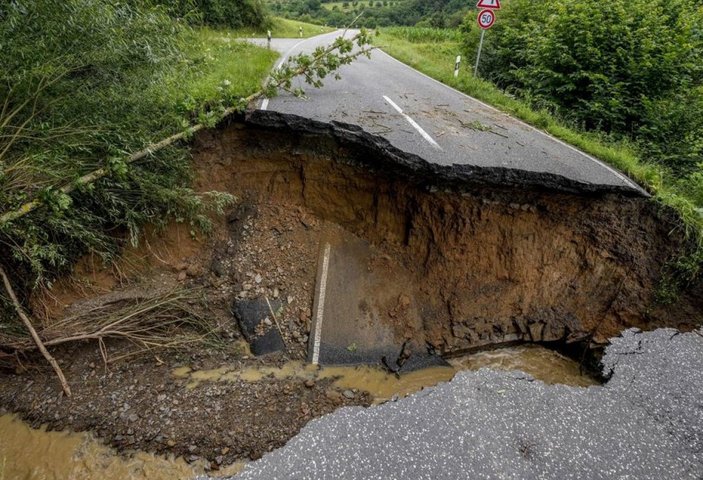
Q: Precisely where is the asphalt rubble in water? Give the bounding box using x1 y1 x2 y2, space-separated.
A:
201 327 703 480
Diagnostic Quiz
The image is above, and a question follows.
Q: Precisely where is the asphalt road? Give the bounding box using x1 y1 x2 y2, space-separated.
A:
246 31 645 195
205 328 703 480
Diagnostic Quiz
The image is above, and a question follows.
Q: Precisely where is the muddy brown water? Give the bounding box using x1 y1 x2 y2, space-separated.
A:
0 345 595 479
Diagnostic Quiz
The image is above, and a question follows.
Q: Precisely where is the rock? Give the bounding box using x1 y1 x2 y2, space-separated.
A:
211 257 227 277
186 264 204 277
157 394 167 402
343 390 355 399
263 317 273 327
273 288 279 299
250 329 286 356
128 413 139 423
177 271 187 282
287 296 294 304
325 390 343 403
231 298 282 340
305 380 315 388
254 274 262 284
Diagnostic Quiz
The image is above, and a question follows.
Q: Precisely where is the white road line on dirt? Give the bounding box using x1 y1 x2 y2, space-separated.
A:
383 95 442 150
376 49 642 192
311 243 331 365
261 31 345 111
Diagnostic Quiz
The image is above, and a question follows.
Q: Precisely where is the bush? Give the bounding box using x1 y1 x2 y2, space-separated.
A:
0 0 229 288
475 0 703 175
150 0 271 29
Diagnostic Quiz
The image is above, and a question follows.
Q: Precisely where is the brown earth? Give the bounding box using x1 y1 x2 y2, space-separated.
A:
195 121 702 351
0 117 701 469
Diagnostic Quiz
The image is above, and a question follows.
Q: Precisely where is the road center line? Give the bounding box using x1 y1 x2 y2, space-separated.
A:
383 95 442 150
377 49 642 192
311 242 331 365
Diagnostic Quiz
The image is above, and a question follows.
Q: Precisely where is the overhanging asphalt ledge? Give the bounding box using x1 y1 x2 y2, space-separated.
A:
244 110 650 198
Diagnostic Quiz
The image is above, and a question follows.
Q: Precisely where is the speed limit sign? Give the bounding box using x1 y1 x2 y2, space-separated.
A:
477 9 495 29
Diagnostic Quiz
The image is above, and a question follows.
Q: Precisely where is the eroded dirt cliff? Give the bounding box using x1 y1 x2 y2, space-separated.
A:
194 113 701 353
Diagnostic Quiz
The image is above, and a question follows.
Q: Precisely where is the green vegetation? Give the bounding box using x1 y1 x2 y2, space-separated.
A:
269 0 471 28
148 0 272 29
0 1 277 291
233 16 335 37
477 0 703 177
375 25 703 297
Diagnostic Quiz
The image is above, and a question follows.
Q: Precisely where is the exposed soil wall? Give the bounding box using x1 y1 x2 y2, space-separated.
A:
194 113 701 353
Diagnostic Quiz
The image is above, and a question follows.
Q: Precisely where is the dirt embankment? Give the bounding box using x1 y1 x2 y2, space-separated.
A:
197 114 701 352
0 113 700 470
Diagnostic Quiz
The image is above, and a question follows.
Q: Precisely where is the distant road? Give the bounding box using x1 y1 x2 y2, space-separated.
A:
246 31 645 195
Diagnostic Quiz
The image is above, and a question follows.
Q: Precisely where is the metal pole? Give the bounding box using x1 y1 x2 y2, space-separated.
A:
474 29 485 77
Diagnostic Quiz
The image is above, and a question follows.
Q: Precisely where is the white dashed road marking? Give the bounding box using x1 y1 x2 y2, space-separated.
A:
383 95 442 150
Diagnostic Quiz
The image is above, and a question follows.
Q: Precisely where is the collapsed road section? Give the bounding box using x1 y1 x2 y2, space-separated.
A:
195 111 701 365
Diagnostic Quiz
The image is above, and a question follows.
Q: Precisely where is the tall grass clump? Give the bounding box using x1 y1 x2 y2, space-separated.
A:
382 26 461 43
0 0 236 295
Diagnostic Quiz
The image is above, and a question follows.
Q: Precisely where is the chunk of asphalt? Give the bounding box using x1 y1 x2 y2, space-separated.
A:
205 327 703 480
231 297 284 355
250 328 286 356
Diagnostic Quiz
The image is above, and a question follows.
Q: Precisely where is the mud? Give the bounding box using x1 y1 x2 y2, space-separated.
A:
193 114 702 353
0 413 245 479
0 345 594 479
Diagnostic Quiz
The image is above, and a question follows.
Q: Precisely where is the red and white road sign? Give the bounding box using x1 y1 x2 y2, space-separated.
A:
476 0 501 9
477 9 495 29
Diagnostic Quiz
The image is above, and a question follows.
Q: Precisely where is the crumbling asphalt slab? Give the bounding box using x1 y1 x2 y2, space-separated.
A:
245 32 647 196
205 328 702 479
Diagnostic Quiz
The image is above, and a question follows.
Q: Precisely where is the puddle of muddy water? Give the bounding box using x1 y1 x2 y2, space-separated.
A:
0 414 245 480
0 345 595 479
174 344 598 403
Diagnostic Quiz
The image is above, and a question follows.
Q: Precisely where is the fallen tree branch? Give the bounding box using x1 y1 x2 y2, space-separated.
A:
0 31 374 227
0 265 71 397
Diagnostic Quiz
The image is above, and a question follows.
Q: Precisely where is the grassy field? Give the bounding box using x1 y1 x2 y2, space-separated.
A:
173 28 279 107
233 17 334 38
321 1 404 11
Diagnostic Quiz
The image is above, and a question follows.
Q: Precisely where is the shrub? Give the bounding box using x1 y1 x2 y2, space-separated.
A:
0 0 228 289
475 0 703 175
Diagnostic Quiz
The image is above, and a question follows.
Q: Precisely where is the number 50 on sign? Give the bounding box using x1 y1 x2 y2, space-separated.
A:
477 9 495 29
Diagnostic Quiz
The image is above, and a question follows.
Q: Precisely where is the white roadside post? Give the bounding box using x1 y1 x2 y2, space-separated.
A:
267 29 272 49
299 26 303 38
454 55 462 77
474 0 500 76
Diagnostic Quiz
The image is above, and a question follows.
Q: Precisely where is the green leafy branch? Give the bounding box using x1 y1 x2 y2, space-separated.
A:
0 30 374 228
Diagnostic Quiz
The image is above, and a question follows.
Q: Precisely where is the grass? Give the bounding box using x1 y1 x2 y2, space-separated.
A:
233 17 334 38
172 27 279 105
373 28 703 241
322 1 404 11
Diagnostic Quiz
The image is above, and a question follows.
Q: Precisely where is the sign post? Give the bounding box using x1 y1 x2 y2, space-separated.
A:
454 55 462 77
267 30 272 49
473 0 500 76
